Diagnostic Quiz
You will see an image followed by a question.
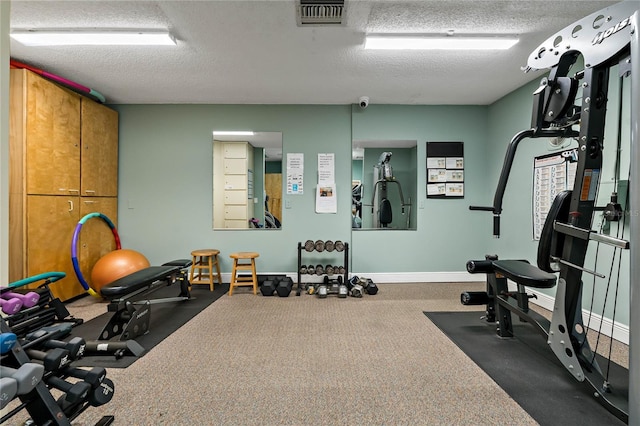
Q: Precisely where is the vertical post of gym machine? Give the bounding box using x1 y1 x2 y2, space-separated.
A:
547 62 609 382
628 8 639 426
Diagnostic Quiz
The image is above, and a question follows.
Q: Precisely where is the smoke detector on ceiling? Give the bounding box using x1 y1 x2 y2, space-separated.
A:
296 0 345 26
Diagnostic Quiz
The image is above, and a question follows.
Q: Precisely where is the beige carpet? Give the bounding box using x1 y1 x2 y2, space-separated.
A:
6 282 627 425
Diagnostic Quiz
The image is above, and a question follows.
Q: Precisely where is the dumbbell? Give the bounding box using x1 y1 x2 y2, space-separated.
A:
46 376 92 404
315 264 324 275
0 377 18 409
316 285 328 298
260 280 277 296
0 332 17 354
299 265 307 274
62 367 106 389
276 277 293 297
314 240 325 252
364 279 378 295
350 284 364 298
0 297 23 315
304 240 315 252
1 290 40 308
334 240 345 252
43 337 86 360
26 347 71 371
325 265 334 275
0 363 45 395
324 240 335 252
337 266 346 275
87 377 115 407
58 377 114 411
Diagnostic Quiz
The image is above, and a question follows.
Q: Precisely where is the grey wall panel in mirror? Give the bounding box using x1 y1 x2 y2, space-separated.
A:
213 131 282 230
352 140 417 230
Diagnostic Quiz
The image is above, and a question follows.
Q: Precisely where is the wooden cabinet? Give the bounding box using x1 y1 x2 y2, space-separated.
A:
9 69 119 301
213 141 255 229
81 100 118 196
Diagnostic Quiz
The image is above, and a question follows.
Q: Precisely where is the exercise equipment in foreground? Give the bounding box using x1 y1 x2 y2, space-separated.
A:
1 317 115 426
463 3 638 422
97 258 192 342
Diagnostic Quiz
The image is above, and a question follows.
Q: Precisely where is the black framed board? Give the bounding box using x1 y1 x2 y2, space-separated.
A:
426 142 464 198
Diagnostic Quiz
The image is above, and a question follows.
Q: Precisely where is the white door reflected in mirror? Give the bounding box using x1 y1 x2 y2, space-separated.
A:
213 131 283 230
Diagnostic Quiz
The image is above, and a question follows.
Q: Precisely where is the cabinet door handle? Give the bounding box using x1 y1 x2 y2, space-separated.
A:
68 189 79 193
83 200 96 204
68 200 74 212
84 190 96 194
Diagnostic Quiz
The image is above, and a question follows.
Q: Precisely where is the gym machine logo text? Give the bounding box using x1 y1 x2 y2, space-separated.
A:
592 16 631 45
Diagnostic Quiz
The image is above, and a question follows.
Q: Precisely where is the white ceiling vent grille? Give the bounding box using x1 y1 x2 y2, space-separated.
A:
296 0 345 26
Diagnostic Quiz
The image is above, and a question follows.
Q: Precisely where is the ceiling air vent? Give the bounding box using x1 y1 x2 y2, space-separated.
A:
296 0 345 26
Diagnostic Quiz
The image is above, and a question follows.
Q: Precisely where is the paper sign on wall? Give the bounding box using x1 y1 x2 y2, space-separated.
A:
287 153 304 195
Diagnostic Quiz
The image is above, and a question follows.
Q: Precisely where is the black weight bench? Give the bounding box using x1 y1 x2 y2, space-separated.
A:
98 259 192 342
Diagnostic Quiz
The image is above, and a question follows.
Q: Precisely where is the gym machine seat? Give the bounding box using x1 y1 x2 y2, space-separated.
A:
492 259 557 289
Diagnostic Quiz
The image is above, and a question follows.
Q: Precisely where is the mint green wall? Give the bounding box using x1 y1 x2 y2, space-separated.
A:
112 104 352 273
351 104 491 272
114 103 491 275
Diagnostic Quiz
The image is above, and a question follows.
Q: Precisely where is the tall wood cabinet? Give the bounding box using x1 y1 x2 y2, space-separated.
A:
9 69 119 301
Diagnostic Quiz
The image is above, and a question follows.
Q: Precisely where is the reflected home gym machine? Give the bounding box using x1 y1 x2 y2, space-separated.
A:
369 152 411 228
461 2 639 423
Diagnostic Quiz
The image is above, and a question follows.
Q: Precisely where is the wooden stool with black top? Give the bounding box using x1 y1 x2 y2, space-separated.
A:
229 252 259 295
189 249 222 291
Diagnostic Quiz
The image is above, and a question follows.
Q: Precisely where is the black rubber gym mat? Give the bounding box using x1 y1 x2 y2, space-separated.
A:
424 311 627 426
69 283 228 368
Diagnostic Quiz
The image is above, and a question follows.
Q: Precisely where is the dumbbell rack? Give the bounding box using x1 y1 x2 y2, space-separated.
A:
296 240 349 296
1 278 114 425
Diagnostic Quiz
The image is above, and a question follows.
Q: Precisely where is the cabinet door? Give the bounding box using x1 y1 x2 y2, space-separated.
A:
81 100 118 196
79 197 119 290
26 195 82 301
25 72 81 196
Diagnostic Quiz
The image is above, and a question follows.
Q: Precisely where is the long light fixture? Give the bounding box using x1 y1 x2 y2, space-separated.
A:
10 29 176 46
365 34 519 50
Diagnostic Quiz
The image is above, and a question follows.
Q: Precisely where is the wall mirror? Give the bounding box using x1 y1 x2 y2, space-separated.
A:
352 140 417 230
213 131 282 230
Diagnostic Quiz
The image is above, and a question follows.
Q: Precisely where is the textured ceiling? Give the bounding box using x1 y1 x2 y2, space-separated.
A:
8 0 622 105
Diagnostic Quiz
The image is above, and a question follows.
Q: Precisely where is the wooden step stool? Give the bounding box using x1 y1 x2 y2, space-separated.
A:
229 252 259 296
189 249 222 291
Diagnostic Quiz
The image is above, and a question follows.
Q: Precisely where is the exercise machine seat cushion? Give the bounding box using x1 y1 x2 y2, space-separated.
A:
379 198 392 226
492 259 557 289
100 265 181 299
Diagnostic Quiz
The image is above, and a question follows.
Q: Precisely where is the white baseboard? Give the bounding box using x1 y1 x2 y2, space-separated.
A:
349 271 481 283
224 271 480 284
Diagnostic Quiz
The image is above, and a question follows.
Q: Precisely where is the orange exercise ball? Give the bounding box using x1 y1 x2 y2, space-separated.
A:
91 249 150 293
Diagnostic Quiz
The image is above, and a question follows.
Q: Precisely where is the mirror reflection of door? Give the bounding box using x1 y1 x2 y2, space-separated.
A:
352 140 417 230
212 131 282 230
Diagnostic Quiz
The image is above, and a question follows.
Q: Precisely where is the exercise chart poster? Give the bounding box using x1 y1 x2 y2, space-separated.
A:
427 142 464 198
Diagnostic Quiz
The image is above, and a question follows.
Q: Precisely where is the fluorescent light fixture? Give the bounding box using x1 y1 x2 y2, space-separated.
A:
365 35 518 50
213 131 255 136
10 29 176 46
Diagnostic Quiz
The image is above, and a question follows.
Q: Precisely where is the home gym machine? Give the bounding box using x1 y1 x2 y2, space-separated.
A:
368 151 411 228
462 2 638 424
